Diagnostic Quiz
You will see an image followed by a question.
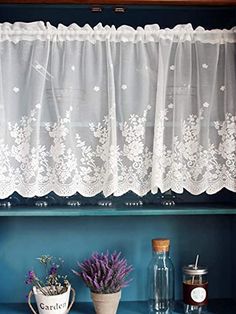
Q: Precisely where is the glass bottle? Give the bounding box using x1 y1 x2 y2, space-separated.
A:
148 239 175 313
183 265 208 314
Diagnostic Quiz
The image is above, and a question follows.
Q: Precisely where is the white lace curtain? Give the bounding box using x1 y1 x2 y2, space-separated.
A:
0 22 235 198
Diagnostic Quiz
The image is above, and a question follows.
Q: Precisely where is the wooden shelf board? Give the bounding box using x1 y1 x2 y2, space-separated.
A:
0 205 236 216
1 299 236 314
0 0 235 5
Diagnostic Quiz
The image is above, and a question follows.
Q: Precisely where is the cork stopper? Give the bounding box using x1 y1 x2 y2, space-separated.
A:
152 239 170 252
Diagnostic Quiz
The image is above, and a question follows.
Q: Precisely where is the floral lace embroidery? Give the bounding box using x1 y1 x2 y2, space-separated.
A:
0 104 235 198
7 105 50 186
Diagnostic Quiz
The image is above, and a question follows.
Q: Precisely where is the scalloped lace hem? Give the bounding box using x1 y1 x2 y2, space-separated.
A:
0 179 235 199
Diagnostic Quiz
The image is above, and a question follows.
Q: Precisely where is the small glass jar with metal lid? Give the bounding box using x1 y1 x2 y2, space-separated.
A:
183 265 208 314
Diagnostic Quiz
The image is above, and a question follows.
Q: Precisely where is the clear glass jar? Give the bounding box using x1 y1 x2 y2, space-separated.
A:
183 265 208 314
148 239 175 313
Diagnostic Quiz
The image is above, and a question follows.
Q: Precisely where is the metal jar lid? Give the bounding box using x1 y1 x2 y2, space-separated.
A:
183 265 208 275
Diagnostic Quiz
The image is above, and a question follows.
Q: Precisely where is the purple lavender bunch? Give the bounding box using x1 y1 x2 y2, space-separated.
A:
73 251 133 294
25 255 69 296
25 271 37 285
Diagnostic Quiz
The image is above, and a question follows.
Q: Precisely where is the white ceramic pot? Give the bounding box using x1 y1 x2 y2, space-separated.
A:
28 285 75 314
91 291 121 314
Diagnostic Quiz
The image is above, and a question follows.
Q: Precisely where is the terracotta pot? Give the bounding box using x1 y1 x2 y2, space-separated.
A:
91 291 121 314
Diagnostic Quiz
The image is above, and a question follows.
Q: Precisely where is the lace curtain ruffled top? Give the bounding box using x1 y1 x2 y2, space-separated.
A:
0 22 236 43
0 22 235 198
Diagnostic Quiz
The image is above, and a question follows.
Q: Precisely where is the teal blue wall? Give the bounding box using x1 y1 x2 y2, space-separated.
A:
233 216 236 301
0 215 233 303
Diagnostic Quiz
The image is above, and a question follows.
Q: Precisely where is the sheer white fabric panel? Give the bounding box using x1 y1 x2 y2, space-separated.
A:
0 22 235 197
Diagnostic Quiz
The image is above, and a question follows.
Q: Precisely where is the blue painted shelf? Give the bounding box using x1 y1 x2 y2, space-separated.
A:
0 205 236 216
1 300 235 314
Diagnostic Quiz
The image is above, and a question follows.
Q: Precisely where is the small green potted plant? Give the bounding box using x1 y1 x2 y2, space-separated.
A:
26 255 75 314
73 251 133 314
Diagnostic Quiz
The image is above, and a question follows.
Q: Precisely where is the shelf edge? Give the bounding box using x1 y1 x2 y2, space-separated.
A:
1 207 236 216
